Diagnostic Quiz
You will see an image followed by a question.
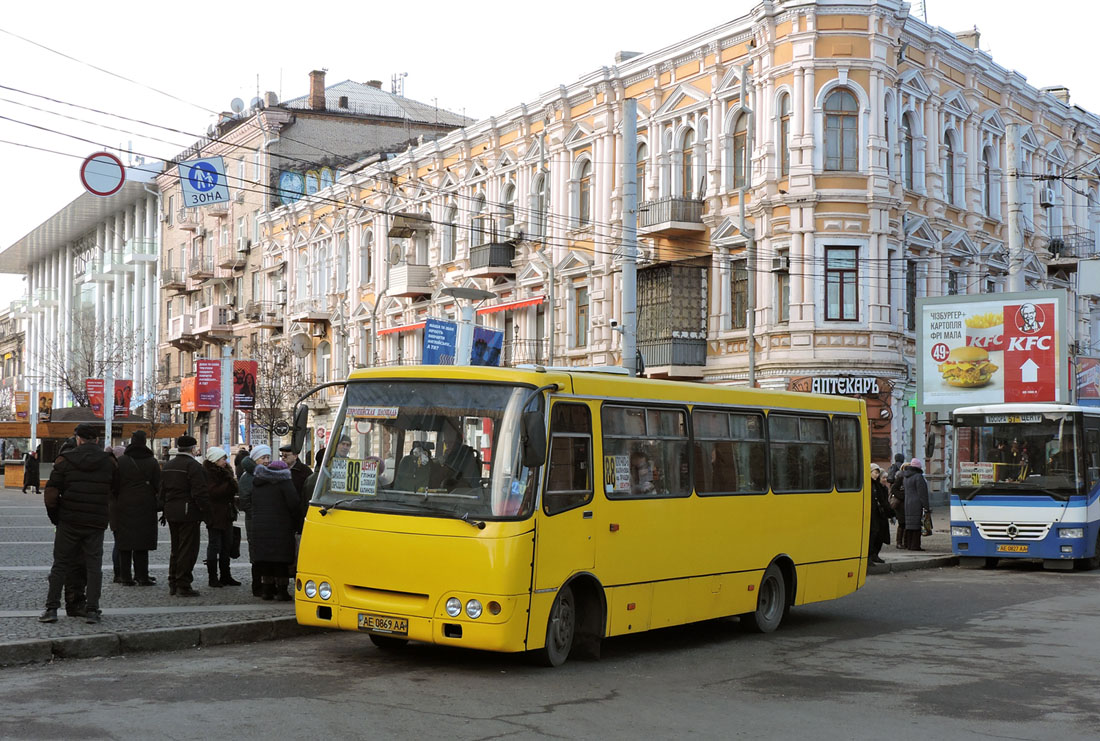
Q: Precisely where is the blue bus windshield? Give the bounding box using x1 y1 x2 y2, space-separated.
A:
952 413 1081 496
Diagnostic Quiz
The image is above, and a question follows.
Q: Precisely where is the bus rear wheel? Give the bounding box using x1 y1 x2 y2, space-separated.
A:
740 563 787 633
369 634 409 650
1076 532 1100 571
538 584 576 667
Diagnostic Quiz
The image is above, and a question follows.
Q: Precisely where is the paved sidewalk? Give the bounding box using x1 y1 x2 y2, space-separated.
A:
868 526 957 574
0 486 314 668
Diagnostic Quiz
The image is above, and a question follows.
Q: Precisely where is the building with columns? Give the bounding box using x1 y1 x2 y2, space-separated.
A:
0 161 161 422
263 0 1099 485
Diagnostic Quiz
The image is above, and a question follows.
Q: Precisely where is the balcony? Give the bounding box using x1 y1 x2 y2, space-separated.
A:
638 197 706 236
189 256 214 279
500 339 550 367
243 300 284 329
205 200 230 217
160 267 186 291
388 262 432 297
217 245 246 270
468 240 516 278
194 304 235 339
123 238 158 265
1047 231 1097 272
177 208 200 231
32 287 58 310
636 261 708 377
287 297 328 323
9 299 29 318
639 337 707 370
167 313 200 348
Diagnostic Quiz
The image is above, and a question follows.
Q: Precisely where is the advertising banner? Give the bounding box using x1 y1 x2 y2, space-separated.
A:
180 377 196 413
84 379 105 418
1078 357 1100 407
113 380 133 416
195 359 221 411
422 318 458 365
37 392 54 423
14 391 30 420
233 360 258 409
917 290 1068 413
471 326 504 367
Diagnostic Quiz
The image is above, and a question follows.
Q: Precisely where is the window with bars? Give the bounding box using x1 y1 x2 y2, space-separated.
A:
825 247 858 321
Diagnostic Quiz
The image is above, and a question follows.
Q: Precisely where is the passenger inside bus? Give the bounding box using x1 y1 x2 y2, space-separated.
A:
439 421 481 488
630 450 657 495
393 440 433 492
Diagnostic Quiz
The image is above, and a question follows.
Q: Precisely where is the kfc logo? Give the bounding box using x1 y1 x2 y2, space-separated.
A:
1014 303 1045 334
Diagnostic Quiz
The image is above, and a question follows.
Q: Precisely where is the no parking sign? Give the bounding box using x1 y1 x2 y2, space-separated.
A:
178 156 230 207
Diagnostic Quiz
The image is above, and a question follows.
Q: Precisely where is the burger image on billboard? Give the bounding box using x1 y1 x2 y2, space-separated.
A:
938 345 998 387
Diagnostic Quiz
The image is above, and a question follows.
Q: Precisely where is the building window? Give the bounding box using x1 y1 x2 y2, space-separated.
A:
574 286 589 348
983 148 994 216
733 115 749 188
778 94 791 177
906 259 917 331
902 113 915 190
471 193 488 246
577 160 592 227
532 173 548 238
824 89 859 171
945 132 957 205
681 128 695 199
731 261 748 329
441 207 456 262
986 278 997 294
947 269 959 296
636 142 648 200
776 269 790 323
825 247 858 321
167 196 174 224
501 183 516 233
359 228 373 286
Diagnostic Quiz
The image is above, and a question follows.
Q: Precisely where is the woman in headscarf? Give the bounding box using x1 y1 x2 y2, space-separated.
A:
202 446 240 588
238 444 271 597
112 432 161 586
249 458 301 601
868 463 892 565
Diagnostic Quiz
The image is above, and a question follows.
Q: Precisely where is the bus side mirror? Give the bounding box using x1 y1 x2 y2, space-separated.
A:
292 405 309 454
521 410 546 468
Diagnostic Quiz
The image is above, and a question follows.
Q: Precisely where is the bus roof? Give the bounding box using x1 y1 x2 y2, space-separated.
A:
952 403 1097 416
345 365 864 413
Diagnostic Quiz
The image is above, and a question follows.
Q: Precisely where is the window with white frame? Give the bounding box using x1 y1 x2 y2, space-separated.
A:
982 147 994 216
944 132 957 205
680 128 696 199
312 239 330 297
776 266 790 323
731 260 748 329
296 252 309 299
359 228 373 286
501 183 516 234
824 90 859 171
471 193 489 245
317 341 331 382
574 285 589 348
902 113 916 189
576 159 593 227
441 206 456 262
825 247 858 321
532 173 548 238
947 269 960 296
636 142 648 200
778 94 791 177
336 235 348 292
733 115 749 188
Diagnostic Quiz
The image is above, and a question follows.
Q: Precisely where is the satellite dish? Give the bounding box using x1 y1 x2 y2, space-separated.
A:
250 97 263 110
230 98 244 113
388 245 403 265
290 332 312 358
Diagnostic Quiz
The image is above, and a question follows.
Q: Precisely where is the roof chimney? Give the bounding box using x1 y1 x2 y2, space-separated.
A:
366 79 383 89
263 91 279 107
1042 86 1071 105
955 26 980 49
309 70 326 110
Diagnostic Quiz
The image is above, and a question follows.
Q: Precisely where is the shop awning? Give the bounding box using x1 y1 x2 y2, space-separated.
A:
476 296 545 315
377 322 426 336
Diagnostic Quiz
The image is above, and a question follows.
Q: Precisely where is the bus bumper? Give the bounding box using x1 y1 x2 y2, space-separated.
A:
951 521 1090 560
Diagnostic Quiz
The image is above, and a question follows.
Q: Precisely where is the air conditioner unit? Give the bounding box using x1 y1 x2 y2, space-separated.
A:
162 212 171 223
234 191 245 204
771 255 790 272
238 238 252 253
226 294 237 307
1040 187 1057 209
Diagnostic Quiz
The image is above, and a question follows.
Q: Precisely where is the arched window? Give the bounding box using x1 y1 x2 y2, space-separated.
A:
501 183 516 233
296 252 308 299
902 113 915 190
778 94 791 177
313 243 328 296
414 212 429 264
982 147 994 216
359 228 373 286
578 160 592 226
681 128 695 199
945 133 956 205
471 193 488 245
532 173 548 238
317 341 331 383
636 142 648 200
824 89 859 171
733 115 749 187
441 205 456 262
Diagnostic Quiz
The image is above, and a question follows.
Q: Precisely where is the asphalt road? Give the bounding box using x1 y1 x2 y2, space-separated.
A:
1 564 1097 740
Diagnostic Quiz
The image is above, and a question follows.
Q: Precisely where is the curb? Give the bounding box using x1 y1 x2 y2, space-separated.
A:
868 555 959 575
0 616 320 669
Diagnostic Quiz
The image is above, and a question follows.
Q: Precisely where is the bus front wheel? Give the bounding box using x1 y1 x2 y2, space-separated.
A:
740 563 787 633
538 584 576 667
1077 532 1100 571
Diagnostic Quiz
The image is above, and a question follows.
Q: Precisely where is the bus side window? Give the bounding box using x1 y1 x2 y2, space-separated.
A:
1087 428 1100 490
833 416 862 492
544 403 593 515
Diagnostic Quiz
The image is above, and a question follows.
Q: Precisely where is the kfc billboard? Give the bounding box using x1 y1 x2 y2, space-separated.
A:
916 290 1068 412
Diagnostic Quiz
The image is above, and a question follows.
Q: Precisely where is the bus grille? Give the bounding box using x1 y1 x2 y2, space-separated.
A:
975 522 1051 541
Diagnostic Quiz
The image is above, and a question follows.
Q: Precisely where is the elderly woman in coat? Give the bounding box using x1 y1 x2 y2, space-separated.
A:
868 463 892 565
202 446 240 588
238 444 270 597
111 431 162 586
249 458 301 601
902 458 932 551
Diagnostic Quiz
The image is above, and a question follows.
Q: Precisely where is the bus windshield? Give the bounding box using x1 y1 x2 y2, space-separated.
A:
952 412 1081 498
311 380 540 520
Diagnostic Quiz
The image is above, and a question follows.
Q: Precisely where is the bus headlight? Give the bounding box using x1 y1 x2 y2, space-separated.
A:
304 580 318 598
445 597 462 617
465 599 483 619
1059 528 1085 539
318 582 332 600
951 526 971 537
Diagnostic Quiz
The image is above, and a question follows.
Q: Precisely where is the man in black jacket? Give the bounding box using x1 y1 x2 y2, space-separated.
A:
278 444 313 502
160 435 210 597
39 423 120 625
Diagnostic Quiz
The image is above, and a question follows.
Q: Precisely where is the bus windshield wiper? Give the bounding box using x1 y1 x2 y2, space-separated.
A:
319 497 370 515
367 500 486 528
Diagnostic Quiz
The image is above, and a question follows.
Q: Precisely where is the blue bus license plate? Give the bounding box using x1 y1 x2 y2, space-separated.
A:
358 613 408 635
996 544 1028 553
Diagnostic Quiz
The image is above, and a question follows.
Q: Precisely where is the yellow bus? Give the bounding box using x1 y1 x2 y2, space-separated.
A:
293 365 870 665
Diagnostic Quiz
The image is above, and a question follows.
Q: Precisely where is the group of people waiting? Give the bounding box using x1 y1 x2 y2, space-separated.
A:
867 454 932 564
38 423 316 625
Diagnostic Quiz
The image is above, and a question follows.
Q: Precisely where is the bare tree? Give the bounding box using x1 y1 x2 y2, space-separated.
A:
248 338 314 448
37 309 144 407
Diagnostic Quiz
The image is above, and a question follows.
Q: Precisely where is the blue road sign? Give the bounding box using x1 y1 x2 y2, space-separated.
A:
178 156 230 207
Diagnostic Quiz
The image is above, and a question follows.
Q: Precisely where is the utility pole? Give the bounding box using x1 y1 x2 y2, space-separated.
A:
622 98 639 376
1007 122 1025 292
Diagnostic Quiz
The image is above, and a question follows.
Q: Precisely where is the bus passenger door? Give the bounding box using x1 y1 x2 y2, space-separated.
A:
533 401 596 595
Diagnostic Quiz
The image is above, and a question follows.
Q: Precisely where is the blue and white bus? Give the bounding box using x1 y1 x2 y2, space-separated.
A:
950 404 1100 570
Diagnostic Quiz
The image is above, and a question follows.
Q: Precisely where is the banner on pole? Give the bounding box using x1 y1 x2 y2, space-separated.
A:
14 391 30 420
37 392 54 423
195 359 221 411
85 379 105 418
233 360 258 409
471 326 504 367
113 380 133 416
180 377 196 413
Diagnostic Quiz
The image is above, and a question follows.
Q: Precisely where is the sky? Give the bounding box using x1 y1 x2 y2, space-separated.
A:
1 0 1097 300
